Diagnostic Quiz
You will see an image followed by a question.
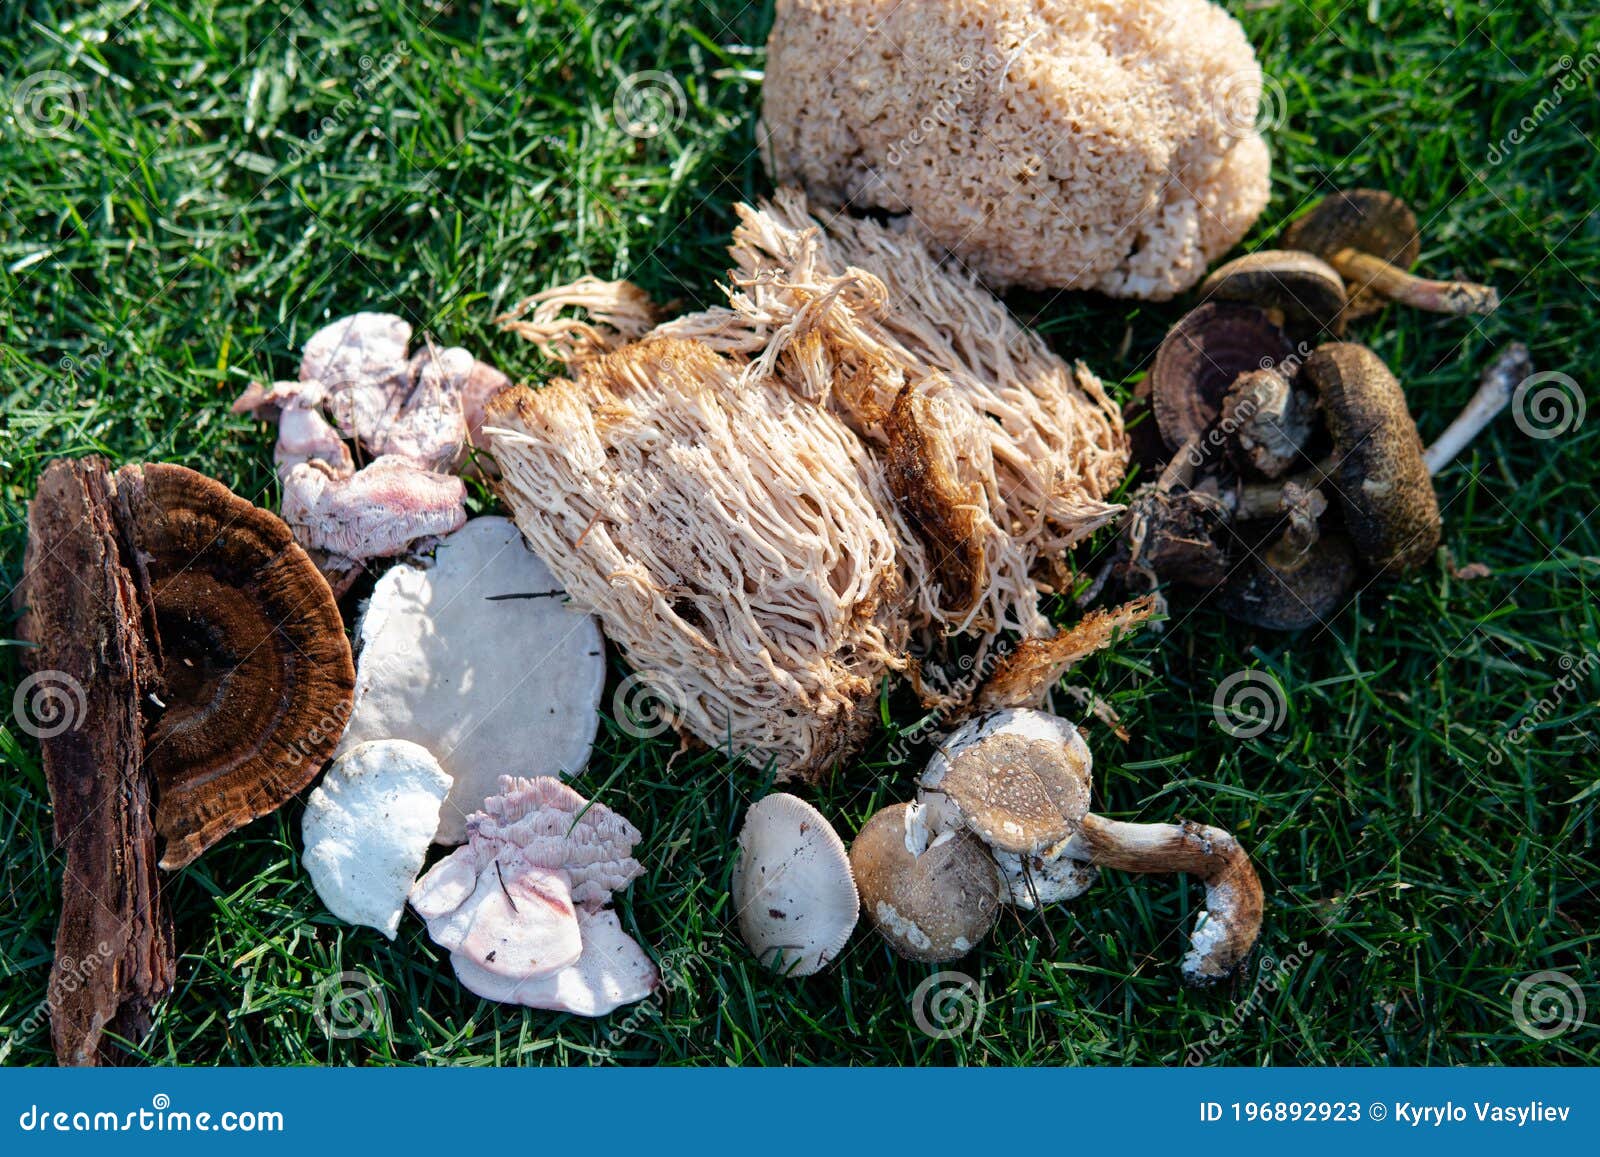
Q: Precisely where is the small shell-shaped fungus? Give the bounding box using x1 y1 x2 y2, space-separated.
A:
409 776 656 1015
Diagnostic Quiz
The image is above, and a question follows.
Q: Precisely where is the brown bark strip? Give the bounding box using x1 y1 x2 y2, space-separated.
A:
16 458 174 1067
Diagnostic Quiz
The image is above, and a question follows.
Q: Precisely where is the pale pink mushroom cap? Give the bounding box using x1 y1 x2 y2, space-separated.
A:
409 776 655 1016
279 455 466 562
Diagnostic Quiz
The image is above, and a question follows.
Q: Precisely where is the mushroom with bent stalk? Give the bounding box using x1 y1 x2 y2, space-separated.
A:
1282 189 1500 319
853 708 1264 985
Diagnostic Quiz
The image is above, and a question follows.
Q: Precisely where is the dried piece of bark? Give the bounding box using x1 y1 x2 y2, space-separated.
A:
16 458 354 1064
976 597 1159 712
16 458 174 1067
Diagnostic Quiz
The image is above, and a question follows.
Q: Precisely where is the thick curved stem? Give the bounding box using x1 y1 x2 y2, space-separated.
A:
1422 343 1529 474
1076 813 1264 986
1331 248 1499 316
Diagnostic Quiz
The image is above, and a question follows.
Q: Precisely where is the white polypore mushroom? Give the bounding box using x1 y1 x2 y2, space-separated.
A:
448 909 659 1015
732 793 859 977
338 516 605 842
301 740 452 939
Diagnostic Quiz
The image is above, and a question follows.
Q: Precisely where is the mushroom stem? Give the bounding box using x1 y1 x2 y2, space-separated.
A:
1421 342 1530 474
1233 458 1334 520
1330 248 1500 316
1074 813 1263 986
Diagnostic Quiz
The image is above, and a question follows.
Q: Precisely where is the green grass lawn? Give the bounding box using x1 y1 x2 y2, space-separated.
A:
2 0 1596 1066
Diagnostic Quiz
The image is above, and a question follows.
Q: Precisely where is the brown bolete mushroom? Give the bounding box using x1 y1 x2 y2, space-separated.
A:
1300 342 1441 573
1199 249 1348 336
850 802 1002 963
732 793 860 977
16 459 354 1064
1282 189 1499 319
1218 484 1358 630
1150 303 1295 452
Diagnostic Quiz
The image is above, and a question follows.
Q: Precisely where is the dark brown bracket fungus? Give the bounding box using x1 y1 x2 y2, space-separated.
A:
16 459 355 1064
1282 189 1500 319
1199 249 1348 337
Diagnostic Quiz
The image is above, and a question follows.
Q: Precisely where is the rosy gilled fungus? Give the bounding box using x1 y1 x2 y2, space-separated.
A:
409 776 657 1015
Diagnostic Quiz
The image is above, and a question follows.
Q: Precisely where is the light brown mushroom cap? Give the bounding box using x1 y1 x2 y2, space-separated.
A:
1200 249 1348 335
732 793 859 977
1301 343 1441 572
1151 303 1295 451
850 802 1002 963
920 709 1092 855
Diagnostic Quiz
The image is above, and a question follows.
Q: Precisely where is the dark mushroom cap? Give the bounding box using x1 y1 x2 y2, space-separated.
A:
1281 190 1420 319
121 464 356 869
851 803 1001 963
1150 304 1294 452
1301 344 1441 573
1199 249 1348 336
1219 532 1357 630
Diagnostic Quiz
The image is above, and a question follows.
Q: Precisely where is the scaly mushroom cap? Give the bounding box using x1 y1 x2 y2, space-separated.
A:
1200 249 1348 336
1281 190 1419 319
732 793 859 977
920 709 1092 855
1301 343 1441 572
1151 304 1295 451
120 464 355 870
851 802 1002 963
